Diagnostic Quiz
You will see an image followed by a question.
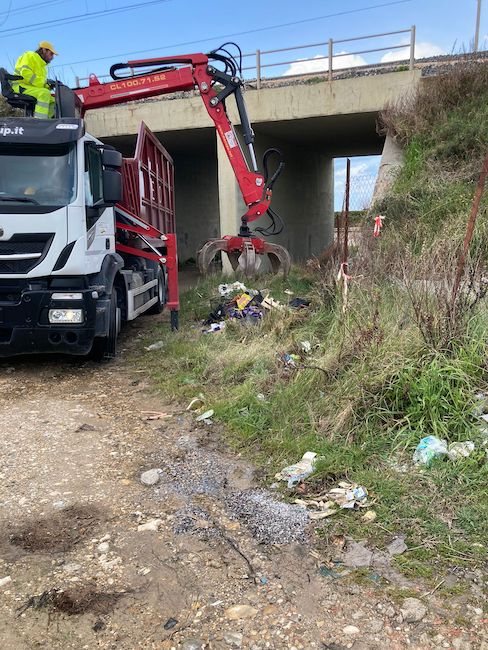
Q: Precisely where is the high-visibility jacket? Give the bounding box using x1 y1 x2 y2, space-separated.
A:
13 51 49 89
12 51 54 118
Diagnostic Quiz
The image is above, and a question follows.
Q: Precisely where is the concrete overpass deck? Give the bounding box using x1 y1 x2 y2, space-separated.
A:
86 70 421 263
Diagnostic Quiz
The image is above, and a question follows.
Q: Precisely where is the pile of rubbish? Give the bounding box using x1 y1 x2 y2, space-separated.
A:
274 452 372 520
412 390 488 467
203 281 310 333
294 482 370 521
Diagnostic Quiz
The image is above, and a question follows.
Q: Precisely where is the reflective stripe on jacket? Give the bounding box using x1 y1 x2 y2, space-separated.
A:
13 51 48 89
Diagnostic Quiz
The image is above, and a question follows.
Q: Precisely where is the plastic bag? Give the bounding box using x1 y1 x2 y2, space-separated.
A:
413 435 447 466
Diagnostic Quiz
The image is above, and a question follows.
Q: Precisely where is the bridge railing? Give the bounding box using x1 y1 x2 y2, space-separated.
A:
75 26 416 89
244 26 416 88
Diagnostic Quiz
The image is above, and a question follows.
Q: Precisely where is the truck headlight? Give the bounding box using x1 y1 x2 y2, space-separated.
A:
48 308 84 324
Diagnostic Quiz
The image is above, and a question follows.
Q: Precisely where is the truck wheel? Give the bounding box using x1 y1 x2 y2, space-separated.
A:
147 267 166 315
91 290 119 361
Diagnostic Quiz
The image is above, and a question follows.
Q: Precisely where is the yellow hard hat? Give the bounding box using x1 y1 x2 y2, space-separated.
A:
39 41 58 55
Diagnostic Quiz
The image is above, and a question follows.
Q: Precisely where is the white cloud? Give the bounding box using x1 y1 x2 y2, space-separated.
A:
381 41 445 63
283 51 366 76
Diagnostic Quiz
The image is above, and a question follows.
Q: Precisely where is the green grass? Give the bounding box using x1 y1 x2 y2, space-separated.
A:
130 66 488 585
133 267 488 583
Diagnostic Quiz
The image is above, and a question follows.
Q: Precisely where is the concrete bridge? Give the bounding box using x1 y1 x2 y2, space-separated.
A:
85 68 421 263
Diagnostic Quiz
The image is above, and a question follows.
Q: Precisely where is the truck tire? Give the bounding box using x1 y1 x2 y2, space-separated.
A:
91 290 120 361
147 267 166 315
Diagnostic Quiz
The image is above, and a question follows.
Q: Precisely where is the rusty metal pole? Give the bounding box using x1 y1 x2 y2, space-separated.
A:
343 159 351 267
328 39 333 82
256 50 261 89
451 151 488 308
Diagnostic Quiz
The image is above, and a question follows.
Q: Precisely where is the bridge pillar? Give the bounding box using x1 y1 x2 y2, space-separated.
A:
371 132 404 206
216 129 334 272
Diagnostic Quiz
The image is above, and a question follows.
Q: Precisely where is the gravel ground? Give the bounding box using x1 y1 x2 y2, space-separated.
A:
0 317 486 649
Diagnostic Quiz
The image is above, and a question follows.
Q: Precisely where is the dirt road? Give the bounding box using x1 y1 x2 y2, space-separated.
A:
0 319 485 649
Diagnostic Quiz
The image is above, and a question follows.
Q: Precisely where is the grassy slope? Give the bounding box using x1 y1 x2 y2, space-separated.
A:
140 65 488 587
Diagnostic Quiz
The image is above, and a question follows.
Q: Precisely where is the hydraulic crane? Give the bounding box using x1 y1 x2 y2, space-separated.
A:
74 44 291 276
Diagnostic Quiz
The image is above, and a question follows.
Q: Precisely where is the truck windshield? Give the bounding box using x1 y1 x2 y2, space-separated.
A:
0 143 77 208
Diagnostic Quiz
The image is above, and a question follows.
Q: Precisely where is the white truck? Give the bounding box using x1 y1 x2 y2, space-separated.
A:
0 76 179 359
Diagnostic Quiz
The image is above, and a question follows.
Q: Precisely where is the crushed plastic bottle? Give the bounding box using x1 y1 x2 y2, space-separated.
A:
412 435 447 466
275 451 317 488
447 441 475 460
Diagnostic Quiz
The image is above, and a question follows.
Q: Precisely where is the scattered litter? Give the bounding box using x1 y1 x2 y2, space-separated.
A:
142 411 171 421
326 482 369 509
275 451 317 488
204 322 225 334
294 481 370 518
447 441 475 460
137 518 162 532
413 436 447 466
195 409 214 423
187 396 205 411
164 617 178 630
473 391 488 416
261 296 285 311
319 564 348 579
289 297 310 309
281 353 301 368
256 393 266 402
144 341 164 351
386 536 408 556
236 293 253 310
362 510 377 522
284 289 294 295
300 340 312 354
219 281 248 297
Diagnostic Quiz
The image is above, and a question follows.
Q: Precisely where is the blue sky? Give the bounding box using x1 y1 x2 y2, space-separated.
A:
0 0 484 85
0 0 485 209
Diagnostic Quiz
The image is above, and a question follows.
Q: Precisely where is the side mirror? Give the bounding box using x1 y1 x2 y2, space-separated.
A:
102 149 122 168
102 168 122 205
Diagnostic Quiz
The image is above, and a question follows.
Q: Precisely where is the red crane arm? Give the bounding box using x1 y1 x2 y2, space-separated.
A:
74 54 270 221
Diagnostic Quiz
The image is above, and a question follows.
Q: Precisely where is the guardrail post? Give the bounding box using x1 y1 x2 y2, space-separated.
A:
75 75 80 88
409 25 416 70
256 49 261 89
328 38 333 82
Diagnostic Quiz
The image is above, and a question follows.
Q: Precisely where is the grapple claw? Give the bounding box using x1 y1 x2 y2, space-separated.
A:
197 236 291 277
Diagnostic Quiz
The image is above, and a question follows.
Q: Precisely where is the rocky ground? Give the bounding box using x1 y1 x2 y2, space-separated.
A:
0 317 486 649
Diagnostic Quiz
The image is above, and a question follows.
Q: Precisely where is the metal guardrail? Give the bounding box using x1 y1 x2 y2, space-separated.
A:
75 26 416 88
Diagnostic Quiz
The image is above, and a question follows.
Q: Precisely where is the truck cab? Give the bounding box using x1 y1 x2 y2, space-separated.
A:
0 115 171 358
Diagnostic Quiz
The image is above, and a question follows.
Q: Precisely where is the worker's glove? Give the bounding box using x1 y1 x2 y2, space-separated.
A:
46 79 56 89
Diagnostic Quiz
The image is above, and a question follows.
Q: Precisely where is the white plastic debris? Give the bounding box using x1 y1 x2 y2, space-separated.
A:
447 441 475 460
138 518 162 532
413 436 447 466
186 396 205 411
275 451 317 488
326 482 369 509
295 481 369 518
300 340 312 353
204 321 225 334
144 340 164 351
196 409 214 423
218 281 248 296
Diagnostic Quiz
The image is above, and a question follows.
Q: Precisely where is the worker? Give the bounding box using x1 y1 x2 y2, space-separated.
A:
12 41 58 119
